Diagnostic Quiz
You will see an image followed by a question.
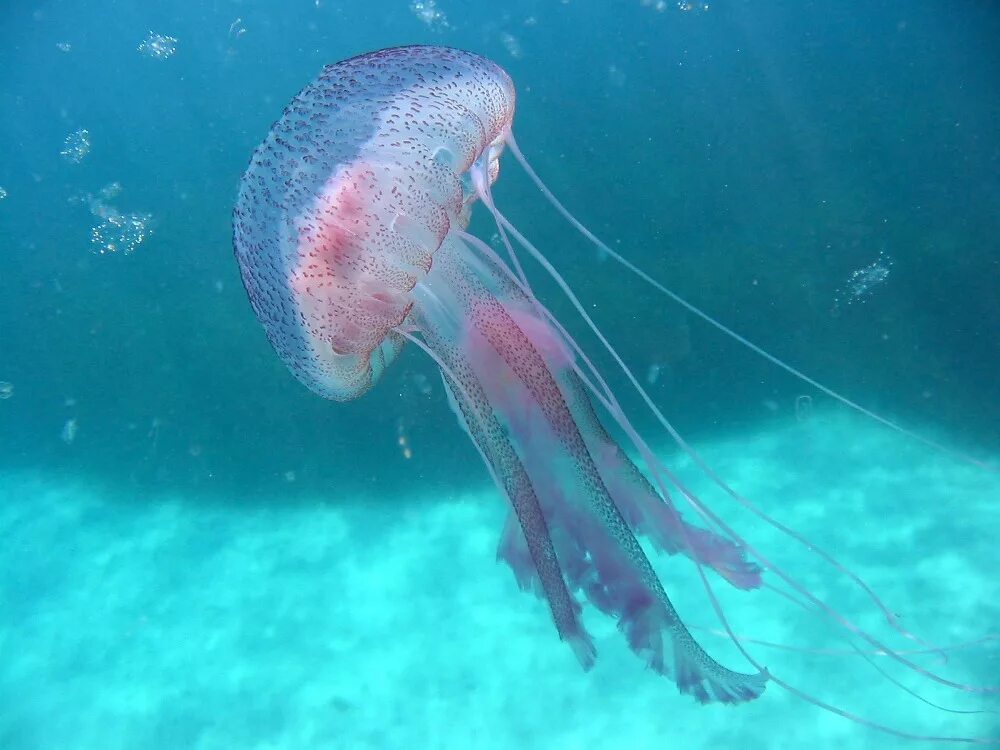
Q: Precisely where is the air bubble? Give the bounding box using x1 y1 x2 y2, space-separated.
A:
90 212 153 255
72 182 153 255
60 128 91 163
834 250 893 308
410 0 449 30
138 31 178 59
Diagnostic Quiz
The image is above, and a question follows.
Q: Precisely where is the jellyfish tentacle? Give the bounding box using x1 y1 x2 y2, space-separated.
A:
502 130 996 474
564 369 764 591
440 370 597 668
452 226 764 592
464 291 766 704
485 203 997 692
460 193 998 736
397 323 596 668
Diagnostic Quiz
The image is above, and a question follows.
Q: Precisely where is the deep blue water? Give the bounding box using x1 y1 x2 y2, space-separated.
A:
1 1 998 748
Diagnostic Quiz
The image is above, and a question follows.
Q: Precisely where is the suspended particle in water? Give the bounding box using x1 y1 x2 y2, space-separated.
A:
0 186 7 200
608 64 627 88
72 181 123 218
97 181 122 202
0 382 12 399
500 33 523 59
410 0 449 30
56 41 72 52
60 128 91 163
138 31 178 59
396 418 414 460
146 417 162 454
794 394 813 422
640 0 667 11
90 211 153 255
228 18 247 39
411 372 433 396
676 1 709 10
646 363 662 385
835 250 893 308
61 418 78 444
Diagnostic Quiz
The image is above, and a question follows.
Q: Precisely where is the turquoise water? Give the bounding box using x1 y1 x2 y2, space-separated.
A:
1 1 998 748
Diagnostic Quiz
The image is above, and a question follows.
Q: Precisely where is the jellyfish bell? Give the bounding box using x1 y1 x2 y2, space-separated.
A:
234 45 996 741
235 47 514 401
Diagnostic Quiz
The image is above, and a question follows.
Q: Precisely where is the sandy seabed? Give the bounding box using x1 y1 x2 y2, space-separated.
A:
2 413 998 749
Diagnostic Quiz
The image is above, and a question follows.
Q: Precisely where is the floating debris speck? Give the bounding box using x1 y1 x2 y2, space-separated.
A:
138 31 177 59
60 128 91 163
0 381 12 400
96 181 122 204
795 394 814 422
56 41 72 52
500 32 523 60
646 363 662 386
0 187 7 200
396 418 414 460
608 64 627 88
61 418 78 444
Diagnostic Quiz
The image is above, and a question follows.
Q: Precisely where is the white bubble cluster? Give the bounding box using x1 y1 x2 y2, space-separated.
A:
138 31 178 59
410 0 449 30
0 186 7 200
90 211 153 255
72 181 153 256
60 128 91 163
836 250 893 308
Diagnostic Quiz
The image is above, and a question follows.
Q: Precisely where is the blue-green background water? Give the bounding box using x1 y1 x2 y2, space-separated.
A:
1 1 998 748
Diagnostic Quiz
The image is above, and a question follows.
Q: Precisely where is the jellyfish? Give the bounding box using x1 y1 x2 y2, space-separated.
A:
233 46 994 739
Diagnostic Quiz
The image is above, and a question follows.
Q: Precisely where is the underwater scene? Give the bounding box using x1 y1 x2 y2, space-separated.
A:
1 1 998 748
